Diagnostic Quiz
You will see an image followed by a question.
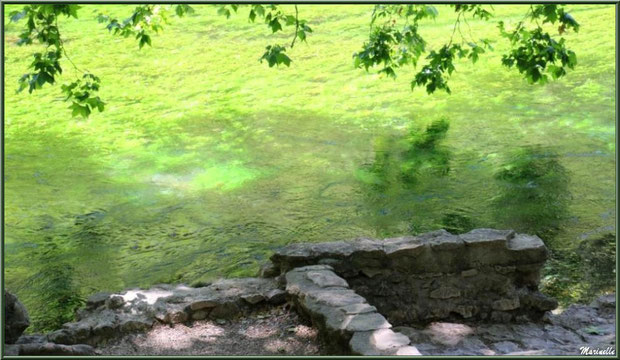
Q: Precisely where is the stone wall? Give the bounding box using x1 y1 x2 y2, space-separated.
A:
270 229 558 326
285 264 420 355
46 278 286 347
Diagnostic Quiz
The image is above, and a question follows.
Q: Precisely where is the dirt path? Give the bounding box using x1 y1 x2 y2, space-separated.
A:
99 305 325 356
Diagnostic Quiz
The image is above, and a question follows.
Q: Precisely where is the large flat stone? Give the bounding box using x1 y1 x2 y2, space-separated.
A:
345 312 391 332
350 328 411 355
461 229 514 247
306 270 349 288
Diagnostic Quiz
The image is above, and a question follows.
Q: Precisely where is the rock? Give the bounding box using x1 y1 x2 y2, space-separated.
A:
306 271 348 288
339 303 376 315
493 341 521 354
4 344 20 356
258 263 279 278
86 292 111 309
507 234 547 262
241 293 265 304
360 268 384 278
163 308 188 324
395 346 422 355
47 329 76 345
430 286 461 299
461 269 478 277
424 322 474 346
5 290 30 344
16 334 46 344
345 312 391 332
491 311 512 322
519 290 558 312
265 289 286 304
591 294 615 310
493 297 520 311
308 289 367 307
427 232 463 250
350 328 410 355
191 310 208 320
118 316 153 332
190 299 218 310
550 304 598 331
105 295 125 309
454 305 475 318
18 342 97 356
209 301 240 319
461 229 514 245
393 326 428 342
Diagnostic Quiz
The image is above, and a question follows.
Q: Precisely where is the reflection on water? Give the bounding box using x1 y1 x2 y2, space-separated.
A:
19 236 85 332
356 118 453 236
492 146 571 240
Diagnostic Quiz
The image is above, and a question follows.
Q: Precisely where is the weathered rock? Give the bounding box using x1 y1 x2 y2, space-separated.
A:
591 293 615 311
430 286 461 299
119 316 153 333
461 269 478 277
190 298 219 310
47 329 76 345
4 344 20 356
258 263 279 278
18 342 97 356
86 292 111 309
493 341 521 353
493 298 520 311
424 322 474 346
209 301 241 319
241 293 265 304
350 329 411 355
105 295 124 309
16 334 46 344
265 289 286 304
41 277 282 346
345 312 391 332
306 270 348 288
5 290 30 344
339 303 376 315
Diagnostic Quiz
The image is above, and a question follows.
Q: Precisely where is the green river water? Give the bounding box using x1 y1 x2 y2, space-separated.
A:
3 4 616 332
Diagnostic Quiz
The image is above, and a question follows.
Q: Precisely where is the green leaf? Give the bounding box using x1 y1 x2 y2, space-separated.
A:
138 34 151 49
69 102 90 118
285 15 296 26
217 7 231 19
269 18 282 33
425 6 438 18
276 53 291 66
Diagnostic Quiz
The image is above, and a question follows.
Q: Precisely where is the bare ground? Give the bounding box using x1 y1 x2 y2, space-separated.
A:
99 304 325 356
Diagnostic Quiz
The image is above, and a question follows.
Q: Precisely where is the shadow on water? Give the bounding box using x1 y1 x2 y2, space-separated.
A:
578 233 616 294
491 145 571 241
18 235 85 333
356 118 453 237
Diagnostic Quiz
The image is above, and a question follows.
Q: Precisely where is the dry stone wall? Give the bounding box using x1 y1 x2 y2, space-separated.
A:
284 264 421 355
271 229 558 326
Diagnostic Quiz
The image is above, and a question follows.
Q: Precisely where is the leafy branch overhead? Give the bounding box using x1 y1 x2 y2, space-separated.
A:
353 4 579 94
216 4 312 68
9 4 579 118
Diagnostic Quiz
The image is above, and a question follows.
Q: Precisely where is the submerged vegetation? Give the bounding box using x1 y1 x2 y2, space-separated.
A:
3 4 615 332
